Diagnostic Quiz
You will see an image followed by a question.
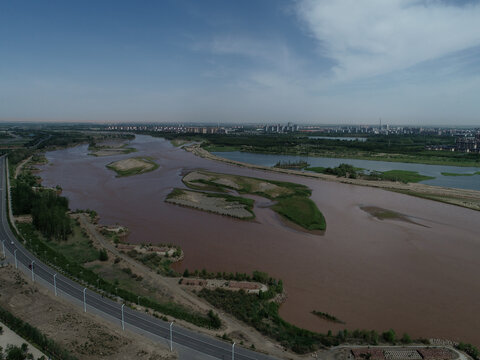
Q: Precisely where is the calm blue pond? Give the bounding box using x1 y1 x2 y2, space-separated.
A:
212 151 480 191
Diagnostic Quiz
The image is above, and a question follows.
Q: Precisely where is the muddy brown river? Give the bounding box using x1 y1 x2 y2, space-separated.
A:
39 135 480 345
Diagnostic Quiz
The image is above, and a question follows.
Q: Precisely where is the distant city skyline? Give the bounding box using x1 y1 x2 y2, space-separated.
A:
1 0 480 125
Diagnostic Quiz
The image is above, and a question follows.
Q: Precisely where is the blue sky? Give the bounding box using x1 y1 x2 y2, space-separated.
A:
1 0 480 125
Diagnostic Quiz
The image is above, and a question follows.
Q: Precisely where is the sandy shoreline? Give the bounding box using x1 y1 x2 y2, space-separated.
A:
185 144 480 211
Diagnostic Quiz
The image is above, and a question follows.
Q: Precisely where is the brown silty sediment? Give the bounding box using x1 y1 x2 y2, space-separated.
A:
38 135 480 346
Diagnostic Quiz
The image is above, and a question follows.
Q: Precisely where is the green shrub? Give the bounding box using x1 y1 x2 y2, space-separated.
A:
99 249 108 261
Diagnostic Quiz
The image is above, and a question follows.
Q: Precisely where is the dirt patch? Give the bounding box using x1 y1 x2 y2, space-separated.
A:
107 157 158 177
13 215 32 224
183 170 294 199
0 266 176 360
183 171 212 183
212 177 241 189
166 189 253 219
89 141 135 157
180 278 268 294
110 158 153 171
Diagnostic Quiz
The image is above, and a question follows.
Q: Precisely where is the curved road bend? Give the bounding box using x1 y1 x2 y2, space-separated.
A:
0 156 279 360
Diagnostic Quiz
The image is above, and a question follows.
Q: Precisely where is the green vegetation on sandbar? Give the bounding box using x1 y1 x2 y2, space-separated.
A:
305 166 326 173
373 170 434 183
441 171 480 177
106 156 159 177
312 310 345 324
306 164 434 183
88 144 136 157
182 170 326 231
361 206 403 220
272 196 326 231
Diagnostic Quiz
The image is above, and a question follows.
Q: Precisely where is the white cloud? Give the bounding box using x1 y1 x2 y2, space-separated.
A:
195 36 305 76
297 0 480 81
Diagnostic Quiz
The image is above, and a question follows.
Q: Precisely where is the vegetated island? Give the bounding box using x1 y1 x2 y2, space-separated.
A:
312 310 345 324
441 171 480 177
306 164 434 183
88 140 136 157
165 188 254 219
166 170 326 231
106 157 158 177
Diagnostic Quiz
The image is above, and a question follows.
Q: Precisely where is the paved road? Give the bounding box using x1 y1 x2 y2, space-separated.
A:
0 156 279 360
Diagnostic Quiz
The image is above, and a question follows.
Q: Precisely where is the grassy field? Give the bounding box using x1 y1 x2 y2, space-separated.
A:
272 196 326 231
305 166 326 173
46 221 100 264
85 261 169 303
182 170 326 231
125 248 179 276
307 166 433 184
106 156 159 177
375 170 434 183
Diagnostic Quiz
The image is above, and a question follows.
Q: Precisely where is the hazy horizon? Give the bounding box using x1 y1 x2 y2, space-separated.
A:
2 0 480 125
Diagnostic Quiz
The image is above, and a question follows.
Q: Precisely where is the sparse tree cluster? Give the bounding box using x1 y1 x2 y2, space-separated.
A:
12 180 71 241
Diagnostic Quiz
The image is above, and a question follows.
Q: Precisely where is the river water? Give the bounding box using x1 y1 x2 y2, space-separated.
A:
39 135 480 345
212 151 480 191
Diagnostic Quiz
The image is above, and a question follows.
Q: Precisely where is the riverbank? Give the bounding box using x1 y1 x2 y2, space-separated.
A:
185 144 480 211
